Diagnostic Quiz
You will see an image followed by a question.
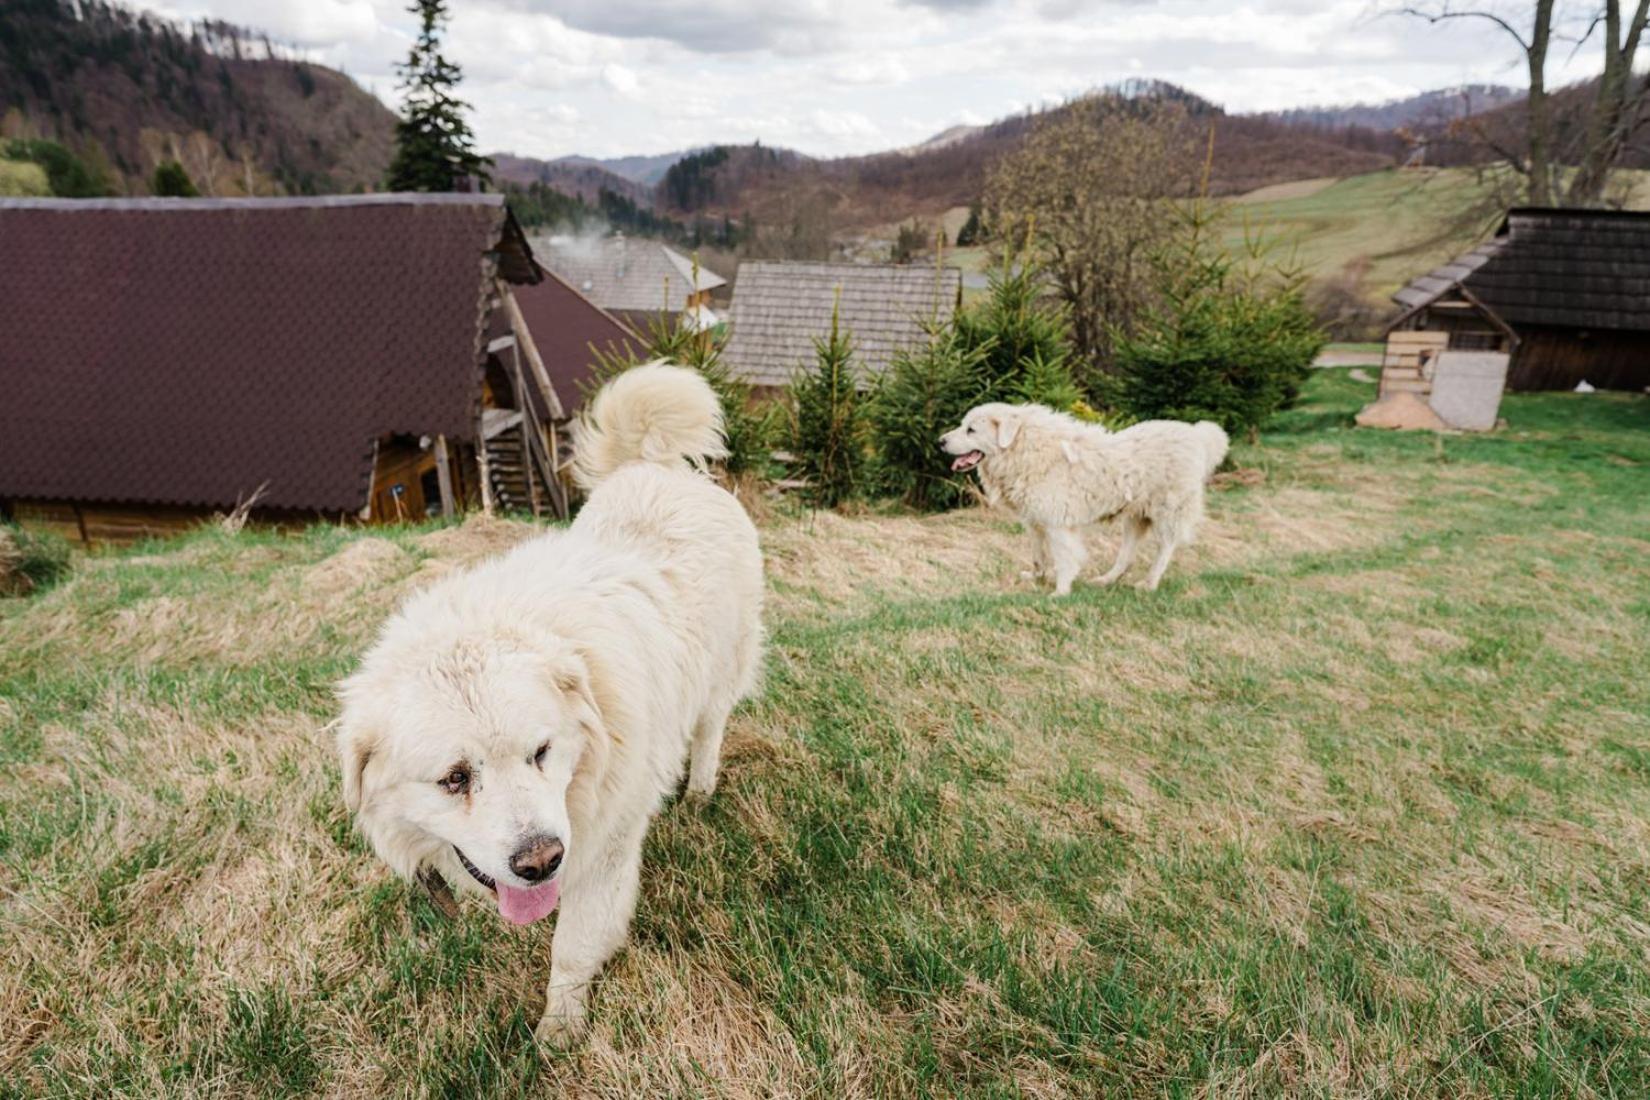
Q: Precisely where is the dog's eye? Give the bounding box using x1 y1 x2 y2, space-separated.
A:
440 765 471 795
533 742 549 768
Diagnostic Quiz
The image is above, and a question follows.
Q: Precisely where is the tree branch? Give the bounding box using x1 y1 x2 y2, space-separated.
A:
1396 5 1531 51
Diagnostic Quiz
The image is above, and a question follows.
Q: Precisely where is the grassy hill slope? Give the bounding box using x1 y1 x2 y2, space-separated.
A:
1223 166 1650 312
3 373 1648 1096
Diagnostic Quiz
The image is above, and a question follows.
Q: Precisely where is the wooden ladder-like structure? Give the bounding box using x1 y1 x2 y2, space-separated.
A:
1379 331 1450 399
481 410 536 514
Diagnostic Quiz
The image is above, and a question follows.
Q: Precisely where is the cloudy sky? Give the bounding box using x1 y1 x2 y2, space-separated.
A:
147 0 1603 161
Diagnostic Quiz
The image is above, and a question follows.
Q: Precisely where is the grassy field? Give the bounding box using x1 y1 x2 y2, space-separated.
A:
1224 167 1650 307
950 167 1649 311
3 371 1649 1097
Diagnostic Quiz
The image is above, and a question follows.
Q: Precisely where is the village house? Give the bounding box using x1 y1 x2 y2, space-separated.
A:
534 232 727 334
1390 207 1650 393
0 194 631 544
721 261 963 392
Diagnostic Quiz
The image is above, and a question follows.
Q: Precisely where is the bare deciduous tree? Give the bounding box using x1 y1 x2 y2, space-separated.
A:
985 94 1200 376
1399 1 1650 205
1570 0 1650 201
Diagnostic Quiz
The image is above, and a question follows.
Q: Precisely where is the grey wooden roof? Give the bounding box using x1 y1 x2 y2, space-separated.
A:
1393 208 1650 332
534 234 726 314
722 261 963 387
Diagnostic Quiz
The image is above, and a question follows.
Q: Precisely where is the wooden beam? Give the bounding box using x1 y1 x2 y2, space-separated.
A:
433 434 456 518
504 342 557 520
498 282 566 420
475 413 495 516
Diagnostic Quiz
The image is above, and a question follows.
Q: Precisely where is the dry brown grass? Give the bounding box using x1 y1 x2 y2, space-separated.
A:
3 382 1649 1097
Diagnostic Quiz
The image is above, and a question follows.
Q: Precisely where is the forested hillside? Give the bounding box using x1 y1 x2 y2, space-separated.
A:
0 0 393 194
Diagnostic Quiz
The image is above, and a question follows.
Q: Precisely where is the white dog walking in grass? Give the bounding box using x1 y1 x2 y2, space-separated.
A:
336 364 763 1045
941 403 1228 596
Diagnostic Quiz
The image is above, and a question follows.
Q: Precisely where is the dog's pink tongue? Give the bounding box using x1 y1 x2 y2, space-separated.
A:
496 879 560 925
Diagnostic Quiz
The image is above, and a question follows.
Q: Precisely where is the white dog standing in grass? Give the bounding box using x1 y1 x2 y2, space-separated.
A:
336 364 763 1045
941 403 1228 596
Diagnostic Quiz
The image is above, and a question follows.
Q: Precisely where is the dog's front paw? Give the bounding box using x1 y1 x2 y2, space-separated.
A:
535 985 590 1048
535 1005 588 1049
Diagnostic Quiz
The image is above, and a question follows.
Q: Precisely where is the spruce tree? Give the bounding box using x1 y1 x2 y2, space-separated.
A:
788 302 864 509
386 0 491 192
151 160 198 197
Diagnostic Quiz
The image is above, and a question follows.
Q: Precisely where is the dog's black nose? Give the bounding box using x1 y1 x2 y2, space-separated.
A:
509 835 564 883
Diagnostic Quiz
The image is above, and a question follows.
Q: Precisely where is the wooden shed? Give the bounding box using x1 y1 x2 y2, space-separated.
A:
1391 207 1650 392
0 194 573 544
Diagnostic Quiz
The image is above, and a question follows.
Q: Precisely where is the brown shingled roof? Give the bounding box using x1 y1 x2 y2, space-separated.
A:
1393 207 1650 332
512 264 641 417
0 194 536 514
721 261 962 388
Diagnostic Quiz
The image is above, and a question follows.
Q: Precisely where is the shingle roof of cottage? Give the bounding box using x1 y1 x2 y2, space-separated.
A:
535 234 726 314
722 261 963 388
1394 207 1650 332
511 264 641 417
0 193 536 513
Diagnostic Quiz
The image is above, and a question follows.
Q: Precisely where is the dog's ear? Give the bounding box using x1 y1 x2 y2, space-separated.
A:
994 413 1021 450
550 656 602 729
335 677 382 814
549 652 614 791
337 714 378 814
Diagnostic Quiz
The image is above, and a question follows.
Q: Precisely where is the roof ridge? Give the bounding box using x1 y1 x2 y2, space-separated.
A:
744 259 964 274
0 193 508 213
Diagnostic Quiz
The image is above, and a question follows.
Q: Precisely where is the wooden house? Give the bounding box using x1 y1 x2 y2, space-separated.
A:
0 194 601 544
721 261 963 392
1391 207 1650 391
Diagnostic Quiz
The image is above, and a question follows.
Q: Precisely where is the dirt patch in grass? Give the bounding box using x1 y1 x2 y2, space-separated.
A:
413 513 537 564
301 537 411 601
764 508 1024 611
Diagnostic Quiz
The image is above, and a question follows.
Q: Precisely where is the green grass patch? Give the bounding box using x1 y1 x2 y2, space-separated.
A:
1 373 1647 1096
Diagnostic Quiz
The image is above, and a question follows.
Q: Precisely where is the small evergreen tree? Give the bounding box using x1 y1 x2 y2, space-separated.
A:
955 202 984 247
787 304 864 508
889 220 928 264
954 251 1081 407
151 160 198 196
385 0 491 192
867 323 990 512
1107 206 1326 440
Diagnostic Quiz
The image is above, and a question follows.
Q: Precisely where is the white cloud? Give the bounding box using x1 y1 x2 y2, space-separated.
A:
602 63 642 96
148 0 1591 161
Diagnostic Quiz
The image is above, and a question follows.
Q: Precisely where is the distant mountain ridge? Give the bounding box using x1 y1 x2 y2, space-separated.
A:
489 152 652 206
1265 85 1523 133
557 149 699 186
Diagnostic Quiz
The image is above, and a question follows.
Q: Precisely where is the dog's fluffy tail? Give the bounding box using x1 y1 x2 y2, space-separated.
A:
1194 421 1230 478
571 361 729 491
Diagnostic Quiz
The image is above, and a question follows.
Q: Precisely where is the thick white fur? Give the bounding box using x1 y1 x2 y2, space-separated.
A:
572 359 728 490
337 363 763 1044
941 403 1228 595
